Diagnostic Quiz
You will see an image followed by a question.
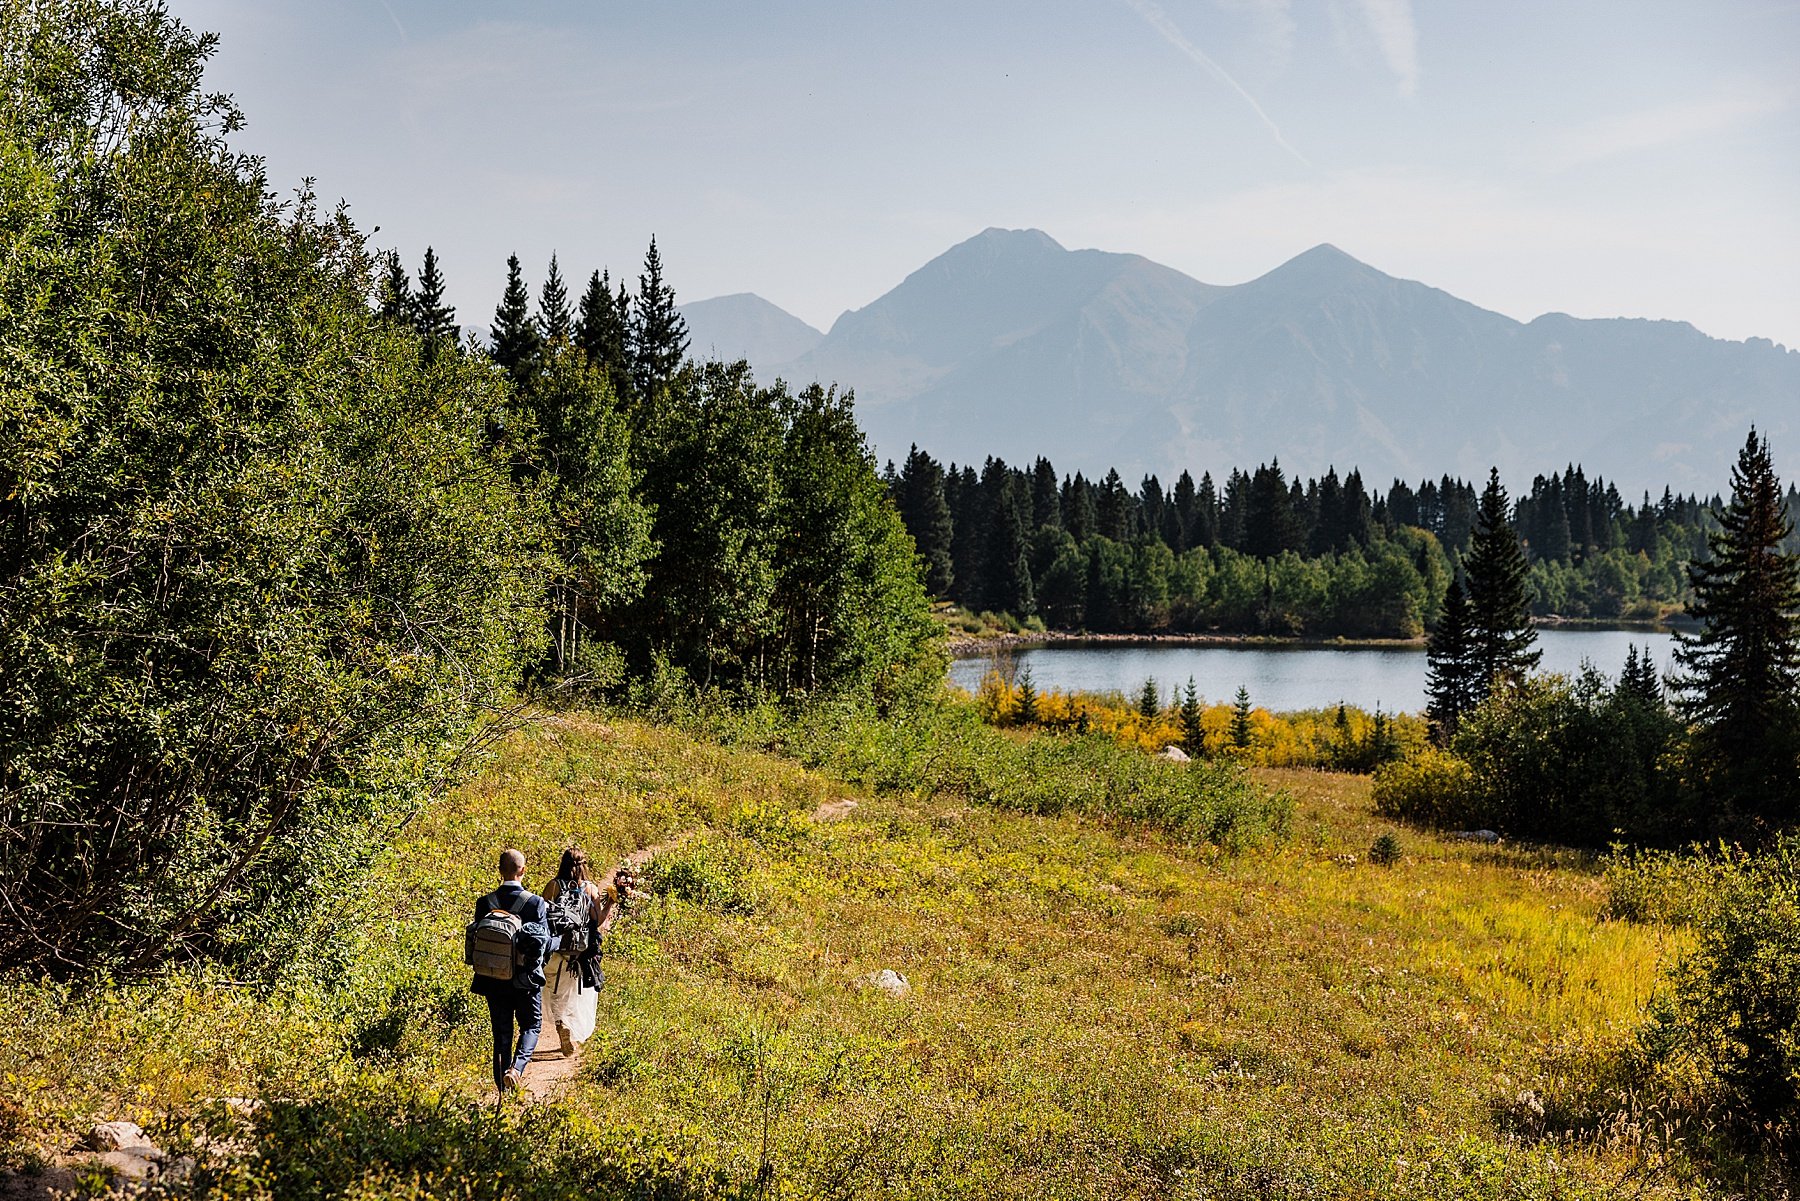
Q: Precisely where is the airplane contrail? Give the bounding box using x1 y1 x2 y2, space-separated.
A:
1120 0 1309 166
374 0 409 43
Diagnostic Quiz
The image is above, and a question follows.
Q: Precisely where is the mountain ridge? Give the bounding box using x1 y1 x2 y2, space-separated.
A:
683 231 1799 493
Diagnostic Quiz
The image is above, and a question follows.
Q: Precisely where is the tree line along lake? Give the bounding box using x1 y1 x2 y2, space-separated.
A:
947 627 1681 714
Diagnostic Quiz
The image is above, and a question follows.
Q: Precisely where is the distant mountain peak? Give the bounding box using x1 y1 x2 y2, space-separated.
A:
736 229 1799 495
680 292 823 366
972 226 1063 248
1259 242 1385 284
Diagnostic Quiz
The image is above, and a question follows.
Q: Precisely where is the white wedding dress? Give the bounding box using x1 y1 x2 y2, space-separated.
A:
542 880 599 1046
544 949 597 1044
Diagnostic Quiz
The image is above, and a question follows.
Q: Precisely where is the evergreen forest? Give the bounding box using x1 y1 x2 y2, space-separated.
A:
889 447 1799 637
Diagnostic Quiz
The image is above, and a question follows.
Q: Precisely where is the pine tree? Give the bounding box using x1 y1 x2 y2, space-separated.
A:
1675 429 1800 820
412 246 458 359
538 253 571 345
576 268 631 399
1062 472 1097 542
1030 458 1062 531
1193 472 1219 548
897 446 955 595
1425 576 1478 743
1138 677 1161 721
1015 666 1039 726
376 251 412 324
490 254 541 388
1230 685 1254 750
1179 677 1204 755
1464 468 1540 690
1244 460 1301 558
631 236 689 405
980 459 1034 615
1619 643 1663 707
1096 469 1132 540
947 464 985 607
1171 471 1198 551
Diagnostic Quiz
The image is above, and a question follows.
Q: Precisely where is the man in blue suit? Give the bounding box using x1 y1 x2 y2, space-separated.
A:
471 847 552 1093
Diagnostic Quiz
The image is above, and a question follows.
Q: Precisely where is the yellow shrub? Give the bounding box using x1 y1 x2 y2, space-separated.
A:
968 673 1426 770
1371 746 1478 826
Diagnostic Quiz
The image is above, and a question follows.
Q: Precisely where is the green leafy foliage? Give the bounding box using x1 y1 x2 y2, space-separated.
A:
0 0 549 976
169 1084 729 1200
690 696 1292 853
515 345 653 689
1603 846 1733 927
1640 836 1800 1154
646 841 754 915
621 363 938 699
1376 667 1687 845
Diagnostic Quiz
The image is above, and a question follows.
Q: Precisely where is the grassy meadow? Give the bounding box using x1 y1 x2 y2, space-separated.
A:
0 712 1725 1198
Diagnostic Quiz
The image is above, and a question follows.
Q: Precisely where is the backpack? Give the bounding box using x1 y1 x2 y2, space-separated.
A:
464 891 532 981
546 878 592 957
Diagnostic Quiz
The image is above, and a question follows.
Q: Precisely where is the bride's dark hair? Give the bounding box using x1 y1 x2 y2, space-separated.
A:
557 847 590 883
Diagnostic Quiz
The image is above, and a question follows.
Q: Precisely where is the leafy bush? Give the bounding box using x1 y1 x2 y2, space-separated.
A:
1368 832 1403 866
1375 670 1688 844
645 842 754 914
0 1 547 977
1603 845 1731 926
163 1083 730 1201
1641 835 1800 1150
1370 746 1477 828
695 697 1291 853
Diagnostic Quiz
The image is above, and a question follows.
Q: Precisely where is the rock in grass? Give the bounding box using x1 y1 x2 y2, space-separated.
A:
88 1121 153 1151
868 969 911 998
1454 829 1501 843
1159 745 1191 762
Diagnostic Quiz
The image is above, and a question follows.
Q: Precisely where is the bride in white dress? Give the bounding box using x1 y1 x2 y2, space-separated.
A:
542 847 616 1055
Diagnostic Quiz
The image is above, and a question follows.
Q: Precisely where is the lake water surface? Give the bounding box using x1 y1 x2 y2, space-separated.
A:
946 628 1681 714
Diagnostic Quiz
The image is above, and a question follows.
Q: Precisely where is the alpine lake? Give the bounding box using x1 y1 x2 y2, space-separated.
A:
947 626 1682 714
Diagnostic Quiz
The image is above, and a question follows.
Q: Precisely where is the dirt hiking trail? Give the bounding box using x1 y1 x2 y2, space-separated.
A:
522 796 859 1099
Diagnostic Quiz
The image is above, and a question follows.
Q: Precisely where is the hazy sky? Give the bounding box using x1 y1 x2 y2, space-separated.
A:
174 0 1800 346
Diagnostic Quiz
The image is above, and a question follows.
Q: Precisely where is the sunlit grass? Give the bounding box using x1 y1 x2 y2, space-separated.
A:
0 714 1715 1197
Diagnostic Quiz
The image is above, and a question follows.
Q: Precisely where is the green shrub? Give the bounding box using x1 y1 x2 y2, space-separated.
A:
1371 747 1477 828
696 697 1290 854
165 1083 729 1200
1641 835 1800 1150
1602 845 1730 926
1368 832 1403 866
1377 671 1689 845
645 841 754 914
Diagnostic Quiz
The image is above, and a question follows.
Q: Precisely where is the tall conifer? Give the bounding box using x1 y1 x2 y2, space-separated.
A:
1675 429 1800 820
1244 459 1302 558
1464 468 1539 690
631 236 689 404
980 459 1034 615
576 269 631 394
1425 576 1478 742
1230 686 1254 750
412 246 458 359
1179 677 1205 755
1031 458 1062 531
490 254 541 388
538 253 571 345
376 251 412 324
897 446 956 596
